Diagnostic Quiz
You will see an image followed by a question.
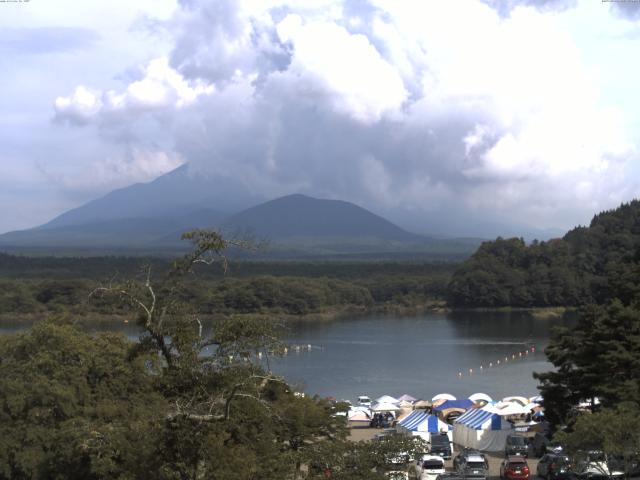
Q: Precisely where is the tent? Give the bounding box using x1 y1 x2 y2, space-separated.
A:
372 402 400 412
494 402 530 416
502 396 529 406
398 394 417 403
397 410 452 442
348 407 372 428
432 393 456 402
433 399 474 412
376 395 400 404
452 407 513 452
469 393 492 403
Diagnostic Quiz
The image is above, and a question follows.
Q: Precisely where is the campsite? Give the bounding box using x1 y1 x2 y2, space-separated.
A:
345 392 551 478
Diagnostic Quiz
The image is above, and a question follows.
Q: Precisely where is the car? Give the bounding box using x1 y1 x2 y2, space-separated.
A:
429 433 452 460
456 454 489 480
572 460 624 480
414 455 446 480
505 434 529 457
537 454 573 480
453 448 487 472
500 456 531 480
357 395 372 407
530 433 564 457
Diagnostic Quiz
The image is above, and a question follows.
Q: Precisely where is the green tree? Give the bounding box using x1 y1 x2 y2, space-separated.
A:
534 300 640 425
554 405 640 479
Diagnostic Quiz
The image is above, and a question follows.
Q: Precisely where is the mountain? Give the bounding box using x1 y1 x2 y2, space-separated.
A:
40 164 262 229
222 194 422 241
0 166 482 258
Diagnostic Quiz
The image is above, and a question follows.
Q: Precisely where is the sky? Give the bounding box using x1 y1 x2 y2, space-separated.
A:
2 0 640 236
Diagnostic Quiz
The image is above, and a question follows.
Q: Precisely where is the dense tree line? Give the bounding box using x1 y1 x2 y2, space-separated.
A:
0 264 454 318
448 200 640 307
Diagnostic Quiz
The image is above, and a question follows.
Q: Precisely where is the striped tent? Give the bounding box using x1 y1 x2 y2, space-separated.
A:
398 410 451 432
452 407 513 452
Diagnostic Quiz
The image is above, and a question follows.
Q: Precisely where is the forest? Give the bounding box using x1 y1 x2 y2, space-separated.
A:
447 200 640 307
0 254 455 320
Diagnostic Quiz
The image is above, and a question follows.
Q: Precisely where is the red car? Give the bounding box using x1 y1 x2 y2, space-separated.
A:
500 456 531 480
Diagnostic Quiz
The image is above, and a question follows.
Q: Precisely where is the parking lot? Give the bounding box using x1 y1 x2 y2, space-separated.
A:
348 428 540 479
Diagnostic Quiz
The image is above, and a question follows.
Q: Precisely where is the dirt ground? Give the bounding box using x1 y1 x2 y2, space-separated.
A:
348 428 539 479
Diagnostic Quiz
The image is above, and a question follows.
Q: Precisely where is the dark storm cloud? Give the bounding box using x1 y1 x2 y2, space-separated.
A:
0 27 99 55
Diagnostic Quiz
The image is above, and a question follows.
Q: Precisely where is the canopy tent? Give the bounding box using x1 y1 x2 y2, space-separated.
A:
432 393 456 402
399 411 452 432
453 407 513 451
376 395 400 405
347 407 372 427
397 410 452 442
469 393 492 403
372 402 400 412
433 399 474 412
494 402 530 416
502 396 529 406
398 394 417 403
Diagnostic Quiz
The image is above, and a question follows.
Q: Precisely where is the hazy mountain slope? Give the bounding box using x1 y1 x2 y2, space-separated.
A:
0 209 226 248
40 164 261 229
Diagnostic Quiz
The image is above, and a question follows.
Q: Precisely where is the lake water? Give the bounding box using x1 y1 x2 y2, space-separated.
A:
0 310 572 404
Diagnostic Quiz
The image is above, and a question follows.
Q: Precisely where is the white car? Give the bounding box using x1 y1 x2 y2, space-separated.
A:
415 454 446 480
357 395 372 407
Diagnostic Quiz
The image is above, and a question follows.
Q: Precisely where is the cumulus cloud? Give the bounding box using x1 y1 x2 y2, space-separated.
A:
50 0 640 235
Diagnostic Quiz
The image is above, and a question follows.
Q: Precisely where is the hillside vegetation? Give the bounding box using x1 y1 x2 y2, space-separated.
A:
447 200 640 307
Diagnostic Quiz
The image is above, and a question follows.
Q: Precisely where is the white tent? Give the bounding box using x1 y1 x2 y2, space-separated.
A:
398 394 417 403
495 402 530 416
376 395 400 404
468 393 492 403
347 407 372 427
452 407 513 452
372 402 400 412
502 396 529 406
432 393 456 402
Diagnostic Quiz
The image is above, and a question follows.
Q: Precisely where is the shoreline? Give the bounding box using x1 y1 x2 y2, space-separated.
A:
0 304 572 326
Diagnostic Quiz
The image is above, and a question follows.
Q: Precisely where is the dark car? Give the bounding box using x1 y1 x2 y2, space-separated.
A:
505 434 529 457
453 448 487 472
537 454 574 480
429 433 452 460
531 433 564 457
457 454 489 480
500 456 531 480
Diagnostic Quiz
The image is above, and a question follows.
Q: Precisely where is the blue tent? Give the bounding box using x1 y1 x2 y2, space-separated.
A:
433 399 474 411
454 408 503 430
398 411 451 432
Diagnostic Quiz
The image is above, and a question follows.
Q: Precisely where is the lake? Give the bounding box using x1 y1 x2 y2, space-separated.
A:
0 310 572 404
